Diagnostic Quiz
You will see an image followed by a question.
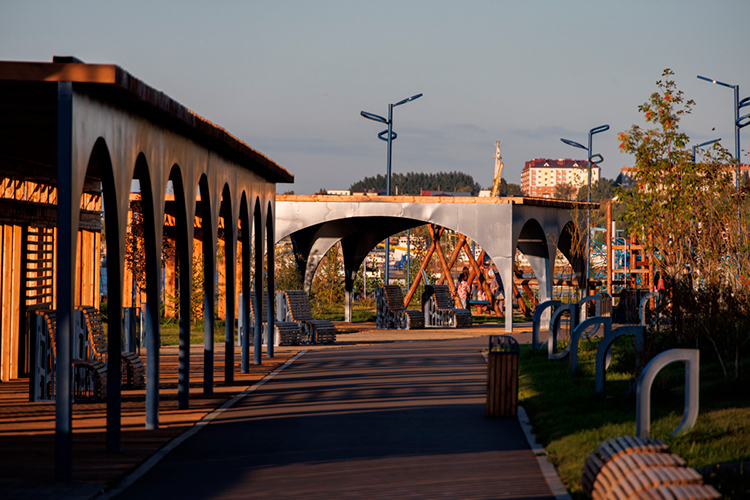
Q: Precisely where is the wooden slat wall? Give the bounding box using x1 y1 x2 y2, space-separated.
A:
217 238 226 320
163 250 176 317
76 230 99 308
1 225 22 381
0 226 99 381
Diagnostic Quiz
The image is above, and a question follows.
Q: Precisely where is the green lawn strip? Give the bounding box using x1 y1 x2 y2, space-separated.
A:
160 321 226 346
518 339 750 499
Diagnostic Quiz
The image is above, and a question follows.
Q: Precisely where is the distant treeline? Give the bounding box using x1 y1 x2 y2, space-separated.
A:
350 171 482 195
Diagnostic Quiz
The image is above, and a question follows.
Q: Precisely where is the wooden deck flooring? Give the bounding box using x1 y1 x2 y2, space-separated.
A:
0 343 298 490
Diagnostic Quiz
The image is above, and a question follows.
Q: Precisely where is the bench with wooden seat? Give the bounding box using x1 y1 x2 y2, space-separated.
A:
376 285 425 330
76 306 145 390
248 291 302 346
422 285 472 328
582 436 721 500
29 309 107 402
279 290 337 344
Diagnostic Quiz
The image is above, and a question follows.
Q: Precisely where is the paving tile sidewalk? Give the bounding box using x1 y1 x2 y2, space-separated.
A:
1 322 544 499
109 334 555 499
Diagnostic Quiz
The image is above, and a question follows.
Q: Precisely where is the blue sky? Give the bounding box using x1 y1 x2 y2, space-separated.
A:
2 0 749 194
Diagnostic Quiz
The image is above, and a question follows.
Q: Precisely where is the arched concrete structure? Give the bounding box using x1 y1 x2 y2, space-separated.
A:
276 194 588 332
636 349 699 438
0 58 293 480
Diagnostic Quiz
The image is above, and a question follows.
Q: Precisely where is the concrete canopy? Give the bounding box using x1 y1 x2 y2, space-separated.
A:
276 194 590 329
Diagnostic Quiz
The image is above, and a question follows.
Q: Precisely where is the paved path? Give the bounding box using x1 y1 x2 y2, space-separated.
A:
112 336 555 499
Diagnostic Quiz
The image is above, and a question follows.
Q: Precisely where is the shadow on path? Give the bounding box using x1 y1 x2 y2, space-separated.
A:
112 338 554 500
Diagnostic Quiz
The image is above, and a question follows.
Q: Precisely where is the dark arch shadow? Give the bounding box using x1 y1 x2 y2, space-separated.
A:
197 174 214 394
265 201 275 358
516 217 550 305
290 216 425 291
85 137 122 452
252 198 263 365
238 192 251 373
168 165 191 410
557 221 584 290
219 184 235 384
132 153 161 429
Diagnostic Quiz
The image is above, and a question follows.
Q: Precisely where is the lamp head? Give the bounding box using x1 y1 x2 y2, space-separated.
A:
360 111 388 124
590 124 610 136
561 138 587 150
394 93 423 107
697 75 735 89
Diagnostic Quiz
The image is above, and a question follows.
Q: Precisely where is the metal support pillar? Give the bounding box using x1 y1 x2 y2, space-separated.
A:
177 201 191 410
55 81 74 481
145 274 160 429
203 237 215 394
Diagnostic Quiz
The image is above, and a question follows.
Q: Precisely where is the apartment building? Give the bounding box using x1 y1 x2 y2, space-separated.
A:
618 163 750 189
520 158 597 198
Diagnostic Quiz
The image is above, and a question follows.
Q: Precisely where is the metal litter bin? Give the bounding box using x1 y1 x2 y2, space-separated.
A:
486 335 519 417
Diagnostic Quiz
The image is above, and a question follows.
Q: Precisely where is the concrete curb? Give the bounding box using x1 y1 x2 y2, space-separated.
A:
95 350 308 500
517 406 572 500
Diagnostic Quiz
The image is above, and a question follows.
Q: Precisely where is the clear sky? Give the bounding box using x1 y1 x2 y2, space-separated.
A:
2 0 749 194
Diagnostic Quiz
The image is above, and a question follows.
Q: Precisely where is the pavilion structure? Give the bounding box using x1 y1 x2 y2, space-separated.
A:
0 56 293 480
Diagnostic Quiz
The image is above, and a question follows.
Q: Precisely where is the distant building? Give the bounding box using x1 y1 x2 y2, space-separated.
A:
618 163 750 189
351 188 385 195
617 166 637 188
420 190 472 197
327 189 351 196
521 158 596 198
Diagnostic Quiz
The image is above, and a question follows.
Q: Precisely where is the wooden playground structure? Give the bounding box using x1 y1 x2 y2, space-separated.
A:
397 201 655 318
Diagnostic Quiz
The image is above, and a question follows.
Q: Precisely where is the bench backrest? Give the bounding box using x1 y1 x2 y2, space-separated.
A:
430 285 457 310
248 291 276 323
283 290 314 321
382 285 406 311
76 306 107 362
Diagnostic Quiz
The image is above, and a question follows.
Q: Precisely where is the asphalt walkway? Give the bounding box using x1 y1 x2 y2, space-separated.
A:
109 336 556 499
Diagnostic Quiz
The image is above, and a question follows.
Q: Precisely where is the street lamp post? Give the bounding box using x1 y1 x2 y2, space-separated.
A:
697 75 750 220
361 93 423 285
692 138 721 163
561 124 609 296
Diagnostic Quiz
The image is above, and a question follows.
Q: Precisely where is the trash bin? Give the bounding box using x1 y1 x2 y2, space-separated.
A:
486 335 519 417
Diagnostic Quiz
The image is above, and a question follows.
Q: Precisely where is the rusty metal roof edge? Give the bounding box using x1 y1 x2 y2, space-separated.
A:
0 59 294 184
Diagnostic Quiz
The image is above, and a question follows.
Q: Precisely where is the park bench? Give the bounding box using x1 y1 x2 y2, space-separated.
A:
29 309 107 402
248 291 302 346
76 306 145 389
279 290 337 344
582 436 721 500
422 285 472 328
376 285 425 330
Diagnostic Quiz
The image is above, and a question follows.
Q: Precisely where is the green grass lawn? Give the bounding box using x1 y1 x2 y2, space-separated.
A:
158 320 226 345
518 337 750 499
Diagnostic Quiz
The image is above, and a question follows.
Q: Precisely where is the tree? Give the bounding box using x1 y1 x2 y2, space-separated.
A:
576 178 617 203
350 171 482 195
554 182 576 201
311 242 344 311
492 178 523 197
618 68 749 379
